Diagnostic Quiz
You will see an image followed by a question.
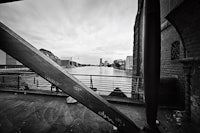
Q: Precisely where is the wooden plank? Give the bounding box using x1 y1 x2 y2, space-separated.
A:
0 22 140 133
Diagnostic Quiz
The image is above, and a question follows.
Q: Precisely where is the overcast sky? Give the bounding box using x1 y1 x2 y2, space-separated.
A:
0 0 137 65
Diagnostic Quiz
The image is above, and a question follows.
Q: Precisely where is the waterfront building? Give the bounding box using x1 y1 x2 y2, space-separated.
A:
104 60 108 67
39 48 61 66
113 59 125 70
125 56 133 70
0 49 23 68
60 60 71 68
133 0 200 124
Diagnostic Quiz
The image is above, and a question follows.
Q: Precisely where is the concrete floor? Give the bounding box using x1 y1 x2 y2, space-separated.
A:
0 92 146 133
0 91 199 133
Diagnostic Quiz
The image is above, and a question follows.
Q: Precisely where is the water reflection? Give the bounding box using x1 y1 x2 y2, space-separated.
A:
66 66 132 77
66 66 133 97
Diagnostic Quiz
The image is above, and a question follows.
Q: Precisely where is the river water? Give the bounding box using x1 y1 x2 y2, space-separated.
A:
66 66 132 76
36 66 133 97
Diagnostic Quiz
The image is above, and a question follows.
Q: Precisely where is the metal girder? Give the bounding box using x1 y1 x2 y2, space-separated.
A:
143 0 161 131
0 0 20 3
0 22 140 133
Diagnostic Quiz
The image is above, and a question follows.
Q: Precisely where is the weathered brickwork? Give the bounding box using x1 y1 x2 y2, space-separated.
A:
191 65 200 123
133 0 144 77
132 0 144 94
160 0 185 108
133 0 200 124
161 23 185 108
166 0 200 124
161 24 185 77
160 0 184 23
133 0 185 107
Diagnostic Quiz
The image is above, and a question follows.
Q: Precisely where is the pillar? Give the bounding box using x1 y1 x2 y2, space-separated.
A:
143 0 161 131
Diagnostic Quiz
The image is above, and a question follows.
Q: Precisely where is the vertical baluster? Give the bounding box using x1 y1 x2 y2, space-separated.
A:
2 76 4 83
17 74 20 90
135 78 139 100
90 75 93 89
37 80 39 87
34 76 35 84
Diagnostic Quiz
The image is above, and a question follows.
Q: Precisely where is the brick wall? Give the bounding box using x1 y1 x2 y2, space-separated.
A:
161 24 185 77
167 0 200 123
133 0 186 107
133 0 144 77
191 65 200 123
160 0 184 23
161 23 185 108
167 0 200 58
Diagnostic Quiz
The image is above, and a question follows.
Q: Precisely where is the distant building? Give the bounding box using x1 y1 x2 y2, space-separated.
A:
99 58 103 66
0 49 23 68
104 61 108 67
39 48 61 66
113 59 125 70
60 60 71 68
125 56 133 70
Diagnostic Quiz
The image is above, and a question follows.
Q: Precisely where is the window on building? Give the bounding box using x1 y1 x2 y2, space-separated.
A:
171 41 180 60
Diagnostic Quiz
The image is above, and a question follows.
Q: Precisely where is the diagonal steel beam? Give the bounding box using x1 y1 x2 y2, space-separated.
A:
0 22 140 133
0 0 20 3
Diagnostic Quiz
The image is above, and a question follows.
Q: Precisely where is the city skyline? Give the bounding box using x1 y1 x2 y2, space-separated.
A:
0 0 137 65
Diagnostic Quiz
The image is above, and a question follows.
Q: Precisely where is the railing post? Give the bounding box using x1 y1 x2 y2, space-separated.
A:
17 74 20 90
34 77 35 84
36 80 38 87
135 78 139 100
90 75 93 89
2 76 4 83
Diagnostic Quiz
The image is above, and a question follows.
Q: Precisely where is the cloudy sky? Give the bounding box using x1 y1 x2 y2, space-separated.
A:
0 0 137 65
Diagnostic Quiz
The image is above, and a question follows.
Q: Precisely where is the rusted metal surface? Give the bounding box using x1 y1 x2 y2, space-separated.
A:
0 22 140 132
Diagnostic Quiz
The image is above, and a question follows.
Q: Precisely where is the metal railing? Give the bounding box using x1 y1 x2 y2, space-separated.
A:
0 73 144 100
71 74 143 98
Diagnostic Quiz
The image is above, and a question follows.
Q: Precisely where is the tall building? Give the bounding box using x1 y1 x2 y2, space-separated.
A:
125 56 133 70
39 48 61 66
99 58 103 66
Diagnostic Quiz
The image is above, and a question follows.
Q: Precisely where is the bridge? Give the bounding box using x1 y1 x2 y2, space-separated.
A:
0 0 161 132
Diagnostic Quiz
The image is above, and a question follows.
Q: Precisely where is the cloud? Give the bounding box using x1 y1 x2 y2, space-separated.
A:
0 0 137 65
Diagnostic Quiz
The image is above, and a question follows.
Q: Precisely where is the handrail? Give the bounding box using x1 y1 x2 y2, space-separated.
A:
71 73 141 78
0 72 143 98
